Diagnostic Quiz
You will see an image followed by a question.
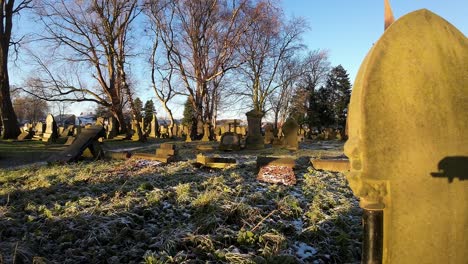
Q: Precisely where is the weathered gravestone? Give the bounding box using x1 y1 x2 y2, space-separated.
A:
218 132 241 151
185 127 192 142
133 143 176 163
201 123 210 142
245 110 264 149
60 125 74 138
149 114 159 138
17 130 33 141
32 122 45 141
344 9 468 264
196 154 236 169
48 125 105 163
281 117 299 150
264 124 274 144
42 114 58 143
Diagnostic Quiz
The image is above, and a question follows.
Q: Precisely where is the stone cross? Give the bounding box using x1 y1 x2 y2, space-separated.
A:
344 10 468 263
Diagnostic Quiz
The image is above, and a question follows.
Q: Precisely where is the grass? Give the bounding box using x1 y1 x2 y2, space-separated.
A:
0 139 361 263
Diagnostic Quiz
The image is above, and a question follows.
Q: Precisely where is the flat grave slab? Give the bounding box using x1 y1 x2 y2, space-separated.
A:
196 154 236 169
310 158 350 172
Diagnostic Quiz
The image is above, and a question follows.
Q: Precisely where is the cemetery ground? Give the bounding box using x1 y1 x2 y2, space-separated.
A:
0 140 362 263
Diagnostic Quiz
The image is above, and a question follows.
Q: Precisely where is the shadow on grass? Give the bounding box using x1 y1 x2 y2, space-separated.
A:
0 151 361 263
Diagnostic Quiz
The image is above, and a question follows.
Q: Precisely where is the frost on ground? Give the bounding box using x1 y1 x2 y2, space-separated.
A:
0 151 362 263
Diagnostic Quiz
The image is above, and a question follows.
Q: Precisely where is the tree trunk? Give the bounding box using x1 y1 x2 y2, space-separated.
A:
0 85 20 139
0 57 20 139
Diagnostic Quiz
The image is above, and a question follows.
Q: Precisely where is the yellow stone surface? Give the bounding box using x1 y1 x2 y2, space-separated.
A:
344 9 468 264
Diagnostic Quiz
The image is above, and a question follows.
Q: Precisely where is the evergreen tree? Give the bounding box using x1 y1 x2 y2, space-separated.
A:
322 65 352 128
143 100 156 125
133 97 143 120
182 98 194 126
288 87 308 125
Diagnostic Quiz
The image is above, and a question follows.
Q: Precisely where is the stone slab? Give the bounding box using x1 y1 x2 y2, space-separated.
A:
156 148 175 156
47 125 105 163
196 154 236 169
132 153 173 163
310 159 350 172
64 136 76 146
196 144 216 151
160 143 175 150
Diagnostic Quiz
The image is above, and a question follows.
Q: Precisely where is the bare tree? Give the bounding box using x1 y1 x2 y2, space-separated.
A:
28 0 141 136
13 93 48 123
268 55 302 131
0 0 32 139
298 49 330 127
148 24 178 138
145 0 249 137
237 0 307 113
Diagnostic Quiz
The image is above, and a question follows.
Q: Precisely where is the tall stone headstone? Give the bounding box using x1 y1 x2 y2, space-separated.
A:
149 114 159 138
281 117 299 150
245 110 264 149
185 126 192 142
344 9 468 264
42 114 58 143
201 123 210 142
34 122 45 136
264 124 274 144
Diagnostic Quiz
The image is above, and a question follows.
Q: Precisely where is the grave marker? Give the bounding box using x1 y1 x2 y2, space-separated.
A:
344 9 468 263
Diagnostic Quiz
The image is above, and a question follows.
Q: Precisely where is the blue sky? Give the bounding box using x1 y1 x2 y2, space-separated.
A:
281 0 468 82
11 0 468 118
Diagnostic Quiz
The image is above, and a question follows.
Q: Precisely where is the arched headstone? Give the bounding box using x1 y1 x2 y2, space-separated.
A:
344 9 468 263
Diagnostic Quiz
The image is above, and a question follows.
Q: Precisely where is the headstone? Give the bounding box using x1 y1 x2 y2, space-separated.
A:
201 123 210 142
185 127 192 142
74 126 82 136
133 143 176 163
106 117 118 139
160 125 168 138
171 124 178 138
344 9 468 263
264 124 274 144
196 120 204 137
64 136 76 146
281 117 299 150
48 125 105 163
245 110 264 149
218 132 241 151
17 130 33 141
149 114 159 138
42 114 58 143
177 124 183 138
215 126 222 142
60 125 74 138
311 158 350 172
196 154 236 169
131 119 140 141
34 122 45 136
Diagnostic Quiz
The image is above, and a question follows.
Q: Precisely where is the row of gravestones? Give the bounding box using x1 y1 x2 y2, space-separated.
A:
17 114 81 143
